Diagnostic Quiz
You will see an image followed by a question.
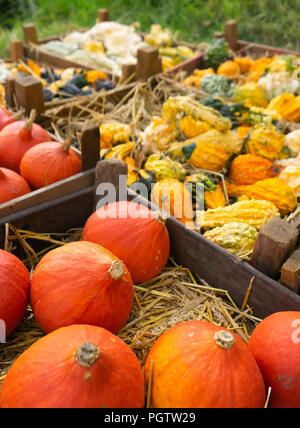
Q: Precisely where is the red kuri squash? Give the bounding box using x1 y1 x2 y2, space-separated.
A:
30 241 134 334
83 201 170 284
0 110 51 172
0 324 145 408
249 311 300 408
0 167 31 204
0 249 30 337
144 321 266 408
20 138 82 189
0 107 23 131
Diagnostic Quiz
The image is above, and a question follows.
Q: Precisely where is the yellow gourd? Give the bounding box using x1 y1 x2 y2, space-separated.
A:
226 178 298 215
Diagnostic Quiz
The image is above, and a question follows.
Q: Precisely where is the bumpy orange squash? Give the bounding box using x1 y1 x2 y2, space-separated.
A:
226 178 297 215
246 125 285 161
229 154 280 185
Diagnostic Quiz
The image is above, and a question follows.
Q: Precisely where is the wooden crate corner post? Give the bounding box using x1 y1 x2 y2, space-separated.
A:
80 123 101 172
23 23 38 45
4 76 17 109
14 75 45 117
136 46 162 81
10 40 24 62
251 217 299 278
98 9 110 23
280 250 300 294
94 159 128 210
224 20 238 51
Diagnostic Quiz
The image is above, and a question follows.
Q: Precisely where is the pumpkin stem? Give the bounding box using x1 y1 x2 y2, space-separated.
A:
61 137 76 152
155 210 168 225
24 109 37 131
109 260 124 280
214 330 236 350
75 342 101 368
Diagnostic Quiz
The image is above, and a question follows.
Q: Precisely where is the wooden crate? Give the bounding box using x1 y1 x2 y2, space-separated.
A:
19 8 204 84
1 159 299 320
0 83 137 217
162 20 300 84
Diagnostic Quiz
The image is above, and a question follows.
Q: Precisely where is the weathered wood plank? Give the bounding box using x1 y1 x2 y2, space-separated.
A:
280 250 300 294
251 218 299 278
0 169 95 218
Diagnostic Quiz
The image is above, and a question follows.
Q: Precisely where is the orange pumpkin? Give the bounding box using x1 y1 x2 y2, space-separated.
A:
0 324 145 408
83 201 170 284
20 138 82 189
0 111 51 173
0 167 31 204
144 321 266 408
229 154 280 185
30 241 134 334
0 250 30 337
249 312 300 409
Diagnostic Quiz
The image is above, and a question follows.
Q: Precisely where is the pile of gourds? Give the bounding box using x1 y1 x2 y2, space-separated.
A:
182 38 300 121
99 86 300 259
40 22 199 76
0 201 299 408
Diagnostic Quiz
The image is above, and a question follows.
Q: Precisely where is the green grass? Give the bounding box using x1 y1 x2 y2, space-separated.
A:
1 0 300 57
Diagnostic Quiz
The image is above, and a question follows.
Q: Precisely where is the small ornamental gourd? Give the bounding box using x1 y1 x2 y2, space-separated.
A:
99 122 132 149
179 116 211 138
204 222 258 259
30 241 134 334
83 201 170 284
144 321 266 408
0 250 30 337
217 60 241 80
234 57 254 74
249 312 300 409
246 125 286 161
226 178 298 215
199 199 280 231
0 167 31 204
229 154 280 185
144 154 186 182
0 110 51 172
232 83 269 108
0 325 145 408
20 138 82 189
285 130 300 157
268 94 300 123
152 178 195 229
185 174 226 210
